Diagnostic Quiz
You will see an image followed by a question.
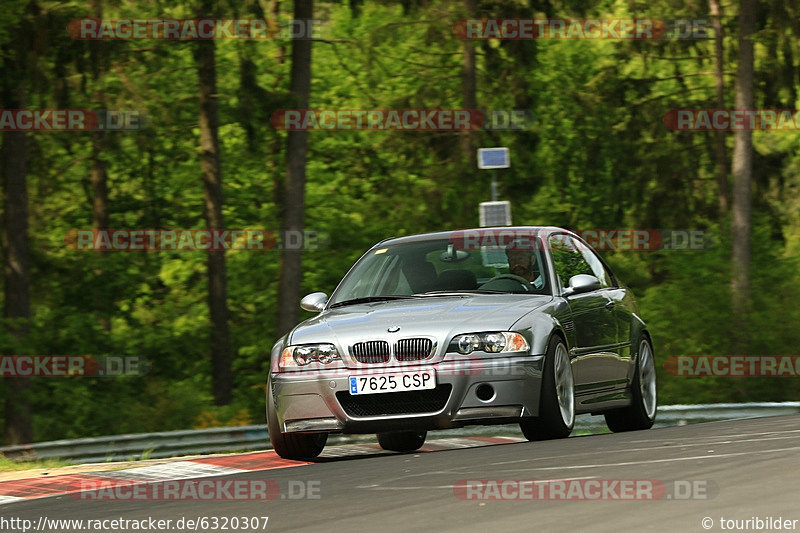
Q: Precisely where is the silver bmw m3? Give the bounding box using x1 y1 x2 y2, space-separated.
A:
266 227 657 459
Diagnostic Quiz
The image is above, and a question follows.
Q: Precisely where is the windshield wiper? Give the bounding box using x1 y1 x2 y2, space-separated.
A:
418 290 506 296
329 295 419 308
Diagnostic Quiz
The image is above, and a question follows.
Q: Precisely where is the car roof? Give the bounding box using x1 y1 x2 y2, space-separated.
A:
374 226 574 247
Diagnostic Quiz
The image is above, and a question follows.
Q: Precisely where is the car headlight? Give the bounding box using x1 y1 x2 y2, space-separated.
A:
457 334 481 354
449 332 529 355
279 343 341 370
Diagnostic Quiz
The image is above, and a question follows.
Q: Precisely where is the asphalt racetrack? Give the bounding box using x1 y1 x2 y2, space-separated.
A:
5 415 800 532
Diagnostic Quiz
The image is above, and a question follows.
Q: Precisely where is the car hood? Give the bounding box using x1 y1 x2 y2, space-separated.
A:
288 294 552 364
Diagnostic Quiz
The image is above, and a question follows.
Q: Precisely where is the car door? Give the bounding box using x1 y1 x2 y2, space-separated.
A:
548 234 617 392
572 235 632 387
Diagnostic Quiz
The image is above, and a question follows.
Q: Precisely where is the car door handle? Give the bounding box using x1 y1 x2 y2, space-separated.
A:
604 300 615 310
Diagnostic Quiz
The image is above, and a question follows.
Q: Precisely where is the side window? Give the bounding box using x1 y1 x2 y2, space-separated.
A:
548 235 594 290
577 245 613 288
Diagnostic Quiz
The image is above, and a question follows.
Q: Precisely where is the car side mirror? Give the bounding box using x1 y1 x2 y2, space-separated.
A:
562 274 601 296
300 292 328 312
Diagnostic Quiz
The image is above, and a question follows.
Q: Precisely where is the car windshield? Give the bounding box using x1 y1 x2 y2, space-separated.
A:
329 236 551 306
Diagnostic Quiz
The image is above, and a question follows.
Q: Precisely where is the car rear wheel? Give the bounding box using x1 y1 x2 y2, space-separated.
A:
377 431 427 452
604 336 657 432
267 377 327 460
520 335 574 441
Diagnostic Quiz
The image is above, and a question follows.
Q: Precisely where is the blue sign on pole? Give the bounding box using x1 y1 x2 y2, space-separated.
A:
477 147 510 169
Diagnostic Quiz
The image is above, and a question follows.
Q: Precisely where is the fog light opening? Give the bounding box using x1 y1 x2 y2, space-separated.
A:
476 383 495 402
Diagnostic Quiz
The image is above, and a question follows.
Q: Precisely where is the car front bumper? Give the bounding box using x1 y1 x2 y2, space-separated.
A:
268 355 545 434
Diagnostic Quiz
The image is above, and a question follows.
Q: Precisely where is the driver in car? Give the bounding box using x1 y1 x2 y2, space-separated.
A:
505 248 543 289
506 249 535 279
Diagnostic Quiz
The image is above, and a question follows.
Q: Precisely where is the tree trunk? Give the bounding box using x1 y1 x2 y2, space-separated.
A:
461 0 478 160
90 130 109 231
90 0 110 332
709 0 729 217
731 0 756 352
1 49 33 444
276 0 314 337
195 2 232 405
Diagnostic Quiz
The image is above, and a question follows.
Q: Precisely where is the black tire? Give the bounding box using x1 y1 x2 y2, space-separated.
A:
377 430 427 452
267 376 327 460
604 335 657 432
520 335 574 441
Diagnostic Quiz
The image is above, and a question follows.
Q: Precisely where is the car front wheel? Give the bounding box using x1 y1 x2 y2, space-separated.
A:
520 335 574 441
267 376 327 460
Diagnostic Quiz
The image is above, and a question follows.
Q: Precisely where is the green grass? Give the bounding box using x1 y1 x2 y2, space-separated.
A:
0 456 73 473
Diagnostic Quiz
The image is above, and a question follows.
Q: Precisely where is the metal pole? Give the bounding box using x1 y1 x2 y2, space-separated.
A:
491 171 498 201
